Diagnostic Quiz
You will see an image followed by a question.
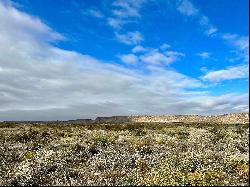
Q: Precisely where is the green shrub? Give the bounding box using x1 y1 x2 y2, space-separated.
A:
92 135 109 146
22 151 37 160
13 130 39 143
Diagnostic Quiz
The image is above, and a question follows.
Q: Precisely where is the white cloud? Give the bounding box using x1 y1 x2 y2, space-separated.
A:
223 34 249 52
197 52 211 59
200 66 208 72
234 37 249 52
0 2 248 120
222 33 238 40
165 51 185 57
177 0 198 16
140 50 184 64
115 31 143 45
107 0 145 30
205 26 218 36
202 64 249 82
222 34 249 62
177 1 217 37
140 52 167 64
0 2 64 42
183 93 249 113
119 54 139 63
199 16 209 26
112 0 145 18
107 17 123 29
132 45 147 53
128 45 184 65
160 43 171 50
87 9 104 18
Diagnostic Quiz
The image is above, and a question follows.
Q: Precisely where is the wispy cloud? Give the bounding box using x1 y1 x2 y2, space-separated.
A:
222 33 249 62
199 16 217 36
140 51 171 64
176 0 218 37
202 64 249 82
115 31 143 45
197 52 211 59
204 26 218 36
0 2 64 42
160 43 171 50
199 15 209 25
121 44 184 65
98 0 147 45
177 0 198 16
112 0 145 18
119 54 139 63
132 45 147 53
107 0 145 29
200 66 208 72
107 17 124 29
85 9 104 18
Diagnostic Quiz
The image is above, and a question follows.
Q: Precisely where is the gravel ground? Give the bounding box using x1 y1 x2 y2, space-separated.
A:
0 122 249 186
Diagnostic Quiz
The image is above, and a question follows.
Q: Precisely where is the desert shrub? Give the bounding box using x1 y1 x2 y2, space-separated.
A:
103 171 128 185
167 130 190 140
92 135 109 146
237 162 249 183
137 159 150 173
125 124 147 136
0 122 248 186
0 146 21 163
209 127 228 144
143 166 225 186
155 137 165 145
177 131 190 139
133 128 147 136
22 151 37 160
126 176 135 186
0 122 17 128
235 126 247 135
57 131 66 137
10 175 36 186
88 145 99 156
187 171 225 186
225 159 249 182
13 129 39 143
65 144 89 165
132 138 153 156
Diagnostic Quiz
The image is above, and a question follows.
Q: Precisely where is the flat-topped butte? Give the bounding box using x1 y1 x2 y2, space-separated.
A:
2 113 249 124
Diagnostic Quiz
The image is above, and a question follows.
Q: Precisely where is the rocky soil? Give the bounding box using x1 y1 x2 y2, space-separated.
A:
0 122 249 186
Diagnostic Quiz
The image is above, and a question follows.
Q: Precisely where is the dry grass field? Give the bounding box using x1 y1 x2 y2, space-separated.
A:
0 122 249 186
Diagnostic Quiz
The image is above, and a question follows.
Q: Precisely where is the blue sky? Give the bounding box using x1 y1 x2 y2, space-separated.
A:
0 0 249 120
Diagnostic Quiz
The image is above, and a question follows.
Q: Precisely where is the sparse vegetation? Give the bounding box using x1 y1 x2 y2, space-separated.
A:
0 122 248 186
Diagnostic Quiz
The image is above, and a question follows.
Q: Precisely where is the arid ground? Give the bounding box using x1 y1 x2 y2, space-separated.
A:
0 122 249 186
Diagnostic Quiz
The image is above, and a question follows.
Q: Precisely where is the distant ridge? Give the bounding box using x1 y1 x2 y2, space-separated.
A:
2 113 249 124
128 112 249 124
95 113 249 124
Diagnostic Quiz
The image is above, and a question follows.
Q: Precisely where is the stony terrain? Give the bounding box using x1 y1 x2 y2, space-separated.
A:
96 113 249 124
0 119 249 186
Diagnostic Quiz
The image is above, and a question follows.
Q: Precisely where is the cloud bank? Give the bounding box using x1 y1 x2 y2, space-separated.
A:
202 64 249 82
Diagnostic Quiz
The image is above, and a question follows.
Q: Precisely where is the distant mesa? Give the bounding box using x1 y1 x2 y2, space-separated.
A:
2 113 249 124
68 119 93 123
95 116 129 123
